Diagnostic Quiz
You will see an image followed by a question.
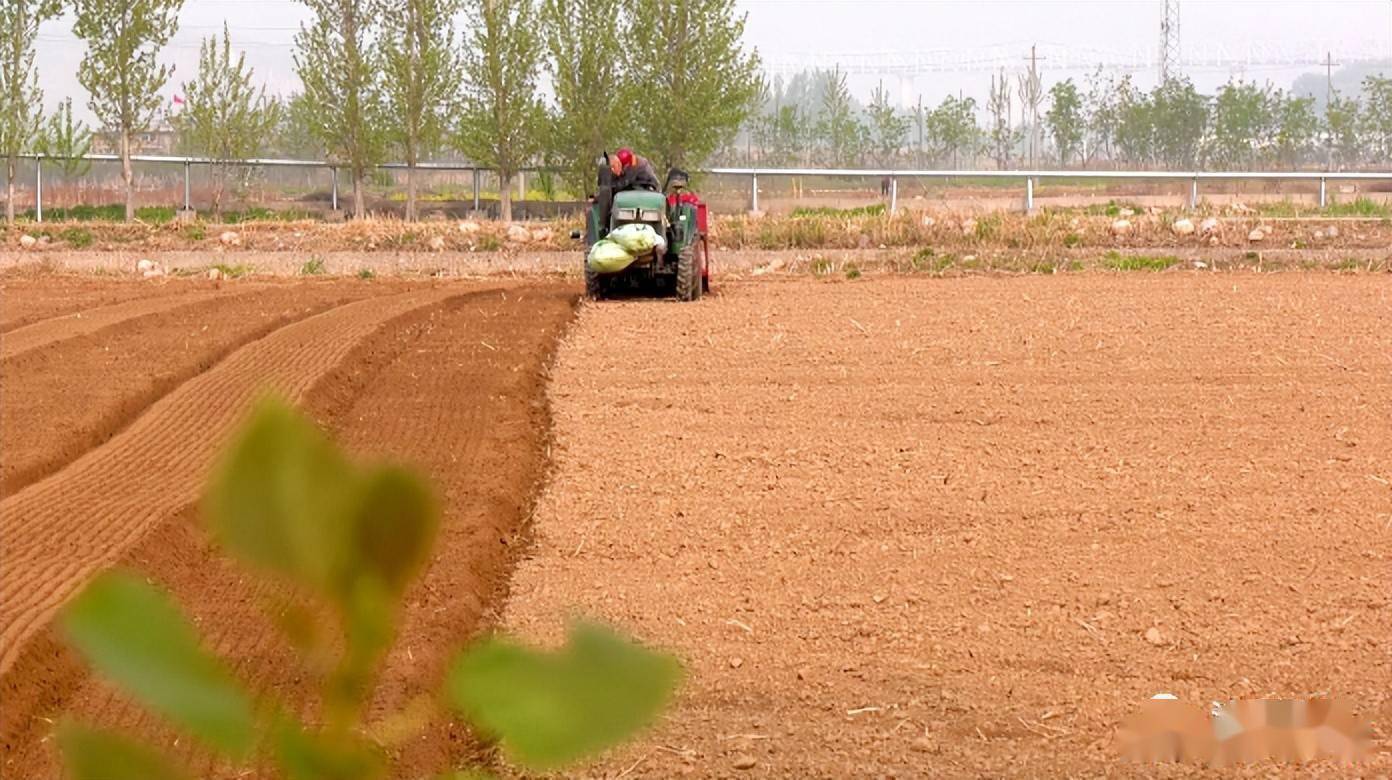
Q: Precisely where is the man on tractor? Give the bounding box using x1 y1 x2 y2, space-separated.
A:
595 147 659 231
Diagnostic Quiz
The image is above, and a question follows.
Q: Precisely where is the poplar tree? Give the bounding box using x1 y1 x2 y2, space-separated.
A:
378 0 460 221
1 0 60 223
72 0 182 221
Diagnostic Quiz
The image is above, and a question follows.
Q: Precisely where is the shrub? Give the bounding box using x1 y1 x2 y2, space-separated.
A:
300 257 327 276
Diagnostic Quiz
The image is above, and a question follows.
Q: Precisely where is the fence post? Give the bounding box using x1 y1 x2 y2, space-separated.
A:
1190 176 1199 210
183 160 192 212
472 168 480 212
35 155 43 223
889 176 898 215
1024 176 1034 213
330 167 339 211
1319 177 1327 208
751 173 759 213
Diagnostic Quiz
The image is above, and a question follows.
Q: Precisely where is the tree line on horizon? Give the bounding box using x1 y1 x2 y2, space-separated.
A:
1 0 760 223
731 66 1392 174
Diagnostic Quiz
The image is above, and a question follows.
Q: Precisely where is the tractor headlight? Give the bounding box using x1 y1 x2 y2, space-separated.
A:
640 209 662 222
616 207 637 221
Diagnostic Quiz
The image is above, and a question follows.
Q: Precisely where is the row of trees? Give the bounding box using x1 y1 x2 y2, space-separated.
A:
1 0 761 222
732 67 1392 172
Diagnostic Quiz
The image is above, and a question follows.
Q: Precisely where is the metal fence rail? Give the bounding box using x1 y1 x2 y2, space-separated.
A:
15 153 1392 222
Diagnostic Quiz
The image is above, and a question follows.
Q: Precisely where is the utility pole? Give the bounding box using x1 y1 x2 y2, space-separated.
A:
1323 51 1340 171
1159 0 1181 82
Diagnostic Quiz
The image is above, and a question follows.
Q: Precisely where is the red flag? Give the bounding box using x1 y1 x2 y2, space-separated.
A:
172 94 185 105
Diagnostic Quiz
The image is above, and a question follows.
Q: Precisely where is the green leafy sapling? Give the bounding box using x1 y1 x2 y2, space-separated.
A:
59 398 680 779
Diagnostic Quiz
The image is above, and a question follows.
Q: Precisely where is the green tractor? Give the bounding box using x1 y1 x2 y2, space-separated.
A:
578 170 710 301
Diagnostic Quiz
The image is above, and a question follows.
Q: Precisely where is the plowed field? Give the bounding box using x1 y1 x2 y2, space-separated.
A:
2 271 1390 778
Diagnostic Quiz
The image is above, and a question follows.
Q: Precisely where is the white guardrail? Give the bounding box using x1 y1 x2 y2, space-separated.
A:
15 153 1392 222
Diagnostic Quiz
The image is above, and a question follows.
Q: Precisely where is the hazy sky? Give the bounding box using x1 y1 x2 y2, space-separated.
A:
33 0 1392 123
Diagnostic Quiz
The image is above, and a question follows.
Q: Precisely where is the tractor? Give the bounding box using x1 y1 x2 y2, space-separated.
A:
577 168 710 301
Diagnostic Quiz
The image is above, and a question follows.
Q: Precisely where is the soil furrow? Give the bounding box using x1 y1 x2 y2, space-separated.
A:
0 283 576 779
1 290 231 359
0 286 460 677
0 283 392 496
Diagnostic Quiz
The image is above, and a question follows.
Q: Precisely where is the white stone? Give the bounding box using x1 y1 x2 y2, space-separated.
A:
137 258 157 272
1171 218 1195 236
428 235 446 251
19 234 37 249
1111 219 1133 234
506 224 531 243
218 230 240 246
1247 228 1265 242
1199 217 1220 235
207 268 223 280
961 218 977 236
457 220 481 235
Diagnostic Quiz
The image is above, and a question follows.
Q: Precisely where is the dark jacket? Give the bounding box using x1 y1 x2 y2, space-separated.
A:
602 154 659 193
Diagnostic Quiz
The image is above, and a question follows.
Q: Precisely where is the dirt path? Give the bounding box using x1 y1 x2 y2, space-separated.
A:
502 275 1392 777
0 281 577 779
0 281 399 495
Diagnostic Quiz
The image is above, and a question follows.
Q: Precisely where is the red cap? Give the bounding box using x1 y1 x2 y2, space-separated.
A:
616 148 635 168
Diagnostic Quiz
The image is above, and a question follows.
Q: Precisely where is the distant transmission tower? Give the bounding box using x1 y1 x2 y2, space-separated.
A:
1159 0 1181 81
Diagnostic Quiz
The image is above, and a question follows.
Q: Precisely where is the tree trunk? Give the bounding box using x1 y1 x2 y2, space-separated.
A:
352 170 365 219
213 165 225 218
6 154 15 224
121 131 135 222
406 165 417 222
498 173 512 222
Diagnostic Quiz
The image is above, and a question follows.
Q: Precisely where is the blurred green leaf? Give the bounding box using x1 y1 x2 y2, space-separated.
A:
447 622 681 770
345 466 438 597
203 398 357 592
58 722 192 780
273 716 386 780
60 572 256 758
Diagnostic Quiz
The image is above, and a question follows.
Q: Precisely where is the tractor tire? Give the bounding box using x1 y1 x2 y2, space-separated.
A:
585 265 605 300
676 242 703 302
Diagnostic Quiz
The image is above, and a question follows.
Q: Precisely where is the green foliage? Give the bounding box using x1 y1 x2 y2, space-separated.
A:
59 723 191 780
1274 94 1318 167
378 0 461 221
541 0 633 196
627 0 760 173
37 99 95 177
809 256 834 275
1207 80 1277 169
790 203 884 218
1148 76 1208 169
299 256 327 275
1361 76 1392 165
865 80 909 167
815 67 867 167
1046 79 1084 166
62 572 258 757
1325 92 1362 168
843 263 862 280
1102 251 1179 271
456 0 546 223
356 267 375 279
449 622 681 770
59 226 95 247
72 0 182 221
295 0 385 218
0 0 61 223
59 400 679 779
213 262 254 278
272 92 326 159
177 25 280 216
922 94 979 168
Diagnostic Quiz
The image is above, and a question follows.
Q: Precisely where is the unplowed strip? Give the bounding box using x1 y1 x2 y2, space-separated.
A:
0 285 461 676
1 290 229 359
1 282 394 496
0 283 576 779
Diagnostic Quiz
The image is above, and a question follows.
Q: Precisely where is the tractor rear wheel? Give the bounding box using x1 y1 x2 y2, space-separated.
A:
676 242 703 302
585 265 605 300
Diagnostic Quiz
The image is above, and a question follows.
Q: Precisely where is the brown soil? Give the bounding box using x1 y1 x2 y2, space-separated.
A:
0 278 576 778
0 272 220 332
502 275 1392 777
0 280 403 495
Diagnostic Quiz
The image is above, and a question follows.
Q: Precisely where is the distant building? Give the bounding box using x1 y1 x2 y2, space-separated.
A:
91 123 180 156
